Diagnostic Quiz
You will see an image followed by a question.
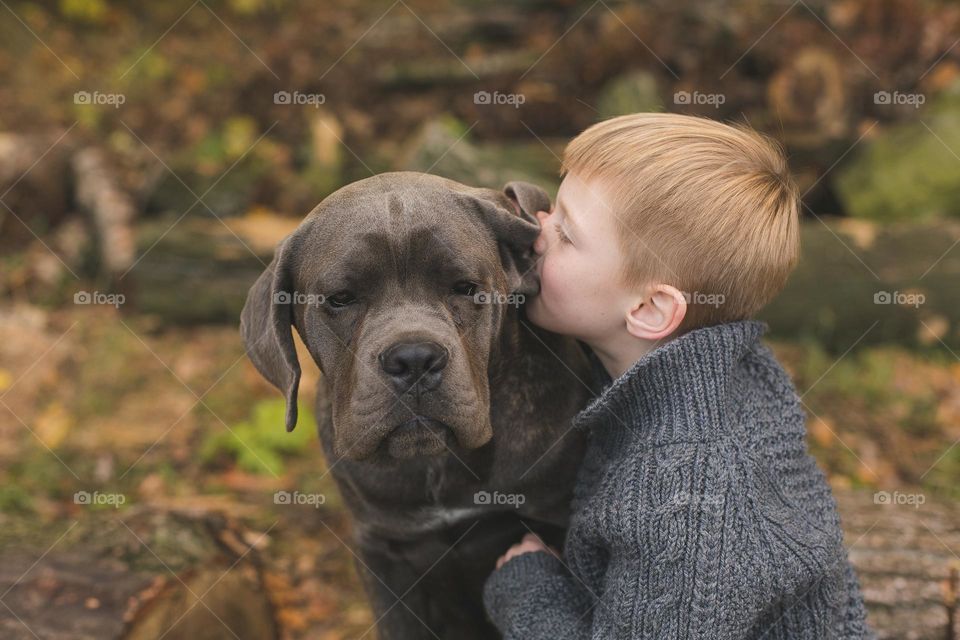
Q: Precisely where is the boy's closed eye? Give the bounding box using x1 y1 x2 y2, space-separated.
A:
536 208 574 246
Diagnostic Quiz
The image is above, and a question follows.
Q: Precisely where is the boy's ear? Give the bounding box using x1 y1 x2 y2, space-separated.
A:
625 284 688 341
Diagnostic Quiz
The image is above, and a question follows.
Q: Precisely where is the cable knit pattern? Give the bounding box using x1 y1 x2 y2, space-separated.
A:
483 319 874 639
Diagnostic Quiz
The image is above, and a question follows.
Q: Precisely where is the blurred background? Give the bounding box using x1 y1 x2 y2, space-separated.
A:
1 0 960 637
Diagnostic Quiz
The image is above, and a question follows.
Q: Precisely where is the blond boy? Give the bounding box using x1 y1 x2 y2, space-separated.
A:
482 113 874 639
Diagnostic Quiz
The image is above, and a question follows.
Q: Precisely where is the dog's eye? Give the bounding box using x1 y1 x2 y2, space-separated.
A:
452 281 479 297
327 291 356 308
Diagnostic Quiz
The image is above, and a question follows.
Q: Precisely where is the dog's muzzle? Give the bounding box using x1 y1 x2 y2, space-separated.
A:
383 416 454 459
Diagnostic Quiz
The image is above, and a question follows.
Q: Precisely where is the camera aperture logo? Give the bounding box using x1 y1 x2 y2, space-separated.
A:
473 490 525 508
274 490 326 508
648 491 724 514
74 290 125 308
873 490 924 509
273 290 326 307
74 91 126 108
74 490 126 508
473 290 525 308
874 91 925 108
473 90 525 109
682 290 725 309
873 290 925 308
274 91 326 108
674 90 725 108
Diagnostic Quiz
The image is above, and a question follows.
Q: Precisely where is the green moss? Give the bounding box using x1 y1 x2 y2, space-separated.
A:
0 483 34 514
834 82 960 221
59 0 108 23
200 398 315 475
597 71 663 118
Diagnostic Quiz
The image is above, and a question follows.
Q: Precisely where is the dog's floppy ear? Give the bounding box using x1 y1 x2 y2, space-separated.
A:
501 181 552 296
467 180 552 296
240 234 302 432
503 180 552 223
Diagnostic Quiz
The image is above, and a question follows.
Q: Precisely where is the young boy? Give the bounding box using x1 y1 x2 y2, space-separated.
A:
482 113 874 639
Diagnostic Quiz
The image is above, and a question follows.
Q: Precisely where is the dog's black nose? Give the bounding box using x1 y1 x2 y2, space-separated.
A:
378 341 449 392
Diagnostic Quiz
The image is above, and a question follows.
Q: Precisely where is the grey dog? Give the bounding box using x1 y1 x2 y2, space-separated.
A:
241 171 596 639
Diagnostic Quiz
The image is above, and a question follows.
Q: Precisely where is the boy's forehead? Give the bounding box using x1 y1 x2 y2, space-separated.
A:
561 171 611 202
559 173 616 222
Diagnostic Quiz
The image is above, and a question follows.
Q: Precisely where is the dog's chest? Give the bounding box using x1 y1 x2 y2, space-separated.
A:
402 458 493 532
424 456 447 504
412 505 491 532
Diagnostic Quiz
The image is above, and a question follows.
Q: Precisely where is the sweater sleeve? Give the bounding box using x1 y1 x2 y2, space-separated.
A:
482 549 594 638
484 439 848 639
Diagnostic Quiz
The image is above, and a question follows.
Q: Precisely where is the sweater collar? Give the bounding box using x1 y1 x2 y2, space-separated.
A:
572 320 769 443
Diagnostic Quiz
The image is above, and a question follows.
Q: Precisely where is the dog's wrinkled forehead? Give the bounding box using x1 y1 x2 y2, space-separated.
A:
293 173 503 285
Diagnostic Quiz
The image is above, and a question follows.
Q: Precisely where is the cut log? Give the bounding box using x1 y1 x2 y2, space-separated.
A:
71 147 138 277
0 507 278 640
760 218 960 352
125 212 289 324
837 489 960 639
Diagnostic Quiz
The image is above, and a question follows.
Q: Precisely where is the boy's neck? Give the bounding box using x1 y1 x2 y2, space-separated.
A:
585 331 668 380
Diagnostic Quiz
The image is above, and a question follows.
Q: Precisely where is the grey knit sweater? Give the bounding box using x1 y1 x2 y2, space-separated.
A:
483 319 874 639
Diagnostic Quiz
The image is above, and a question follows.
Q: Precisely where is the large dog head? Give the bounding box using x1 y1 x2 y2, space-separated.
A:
240 172 550 461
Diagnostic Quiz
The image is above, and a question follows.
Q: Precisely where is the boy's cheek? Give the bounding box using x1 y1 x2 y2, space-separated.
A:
525 293 550 328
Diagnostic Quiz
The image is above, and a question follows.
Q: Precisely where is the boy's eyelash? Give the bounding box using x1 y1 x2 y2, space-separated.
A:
554 223 572 244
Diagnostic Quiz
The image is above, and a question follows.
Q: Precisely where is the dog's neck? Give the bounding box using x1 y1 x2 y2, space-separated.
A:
489 305 526 376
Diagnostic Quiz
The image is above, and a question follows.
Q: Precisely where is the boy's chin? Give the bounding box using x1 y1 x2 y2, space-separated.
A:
526 300 584 342
525 298 554 331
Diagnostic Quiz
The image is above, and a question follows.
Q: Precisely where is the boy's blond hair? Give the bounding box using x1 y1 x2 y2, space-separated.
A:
560 112 800 333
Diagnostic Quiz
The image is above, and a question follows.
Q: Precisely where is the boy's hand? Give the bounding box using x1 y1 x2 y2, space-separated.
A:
495 533 561 570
